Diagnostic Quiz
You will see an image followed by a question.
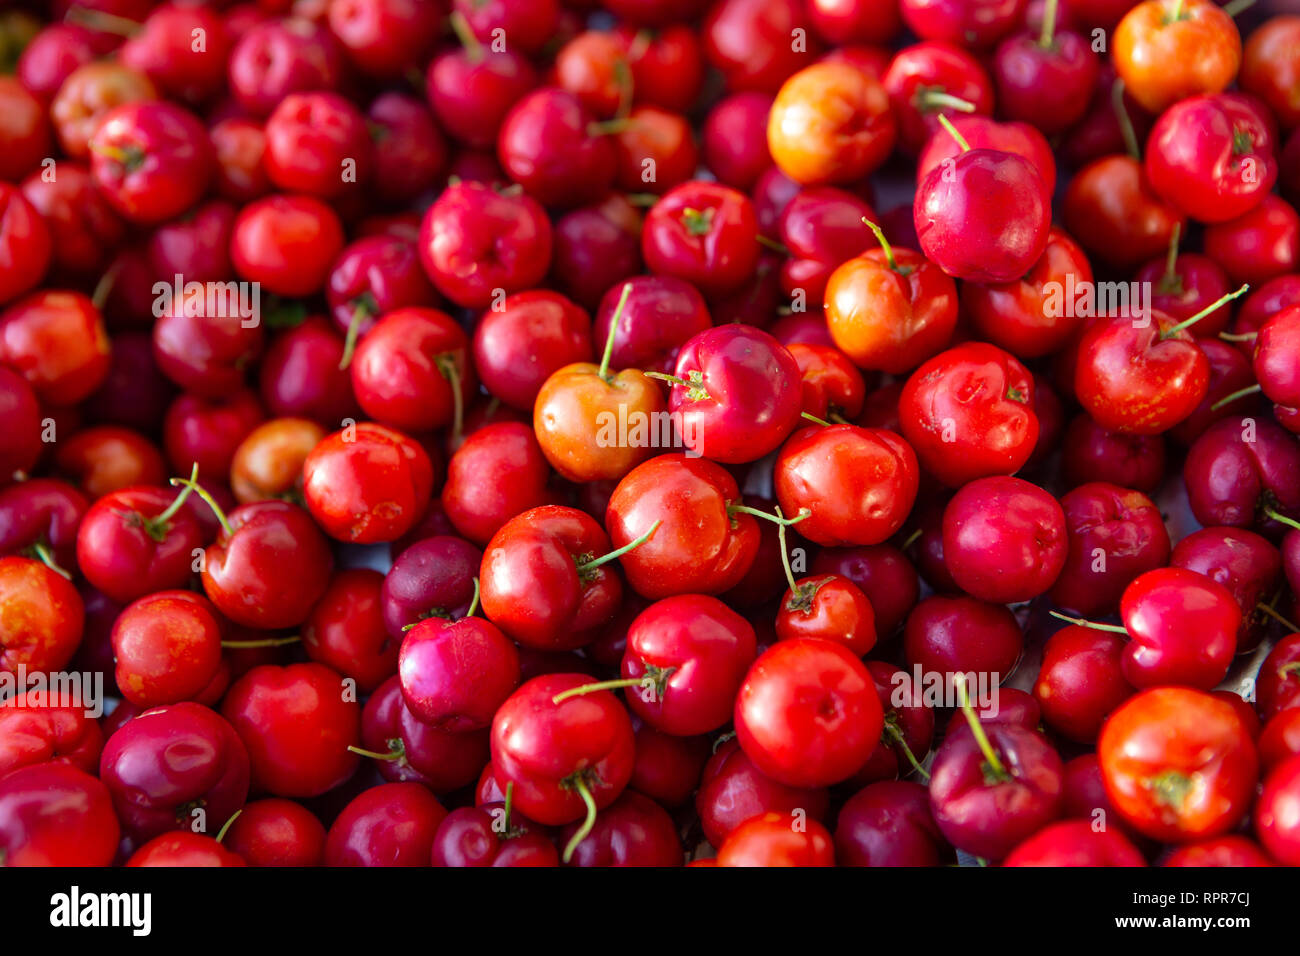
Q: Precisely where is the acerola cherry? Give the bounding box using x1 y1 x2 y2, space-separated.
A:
716 811 834 866
87 100 212 224
0 555 83 673
835 780 949 867
642 180 759 297
111 590 223 708
441 422 552 546
734 637 882 788
0 763 119 866
224 798 326 867
1033 626 1133 744
325 783 447 868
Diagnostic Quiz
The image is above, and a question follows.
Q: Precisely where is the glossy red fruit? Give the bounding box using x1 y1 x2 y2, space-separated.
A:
111 591 223 708
1118 567 1239 690
1003 820 1146 867
0 763 120 866
716 811 835 866
325 783 447 867
88 100 213 224
399 611 519 731
0 290 111 406
230 194 344 298
1033 626 1133 744
835 780 949 867
303 423 433 545
224 798 326 867
560 790 682 867
126 831 245 867
642 181 759 297
735 637 882 788
441 422 552 546
0 689 103 778
0 555 84 673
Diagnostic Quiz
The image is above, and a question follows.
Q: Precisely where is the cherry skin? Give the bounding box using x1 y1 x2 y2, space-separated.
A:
1063 155 1184 272
441 421 552 546
823 227 959 375
619 593 757 736
900 0 1027 50
1145 92 1278 224
1255 755 1300 866
221 662 361 800
694 737 831 847
381 534 481 638
1033 626 1133 745
774 423 919 547
230 194 345 298
1260 709 1300 773
913 142 1049 283
628 719 710 808
74 483 204 604
0 555 83 673
0 290 111 406
0 186 52 308
1163 835 1276 868
431 803 558 868
777 573 876 657
1003 820 1146 867
1050 482 1171 617
641 180 759 298
111 590 223 708
426 41 537 150
1256 634 1300 722
942 476 1066 604
474 290 592 413
903 594 1023 682
1062 414 1166 493
490 673 636 863
663 324 802 464
835 780 949 867
789 343 868 422
0 763 120 866
302 422 433 545
0 368 42 481
302 568 397 694
883 41 995 154
418 180 552 310
497 87 615 209
226 19 345 118
87 100 212 224
1183 415 1300 536
1113 0 1241 115
811 544 919 636
992 10 1098 136
605 453 759 599
326 235 438 358
257 316 359 428
928 716 1064 862
0 688 104 778
399 607 520 731
1115 567 1239 691
351 307 472 434
916 114 1054 196
1255 306 1300 410
702 0 819 95
734 637 882 788
702 91 775 190
1171 527 1282 654
1203 195 1300 288
126 831 245 867
899 342 1038 487
560 790 682 867
716 811 834 867
550 195 644 310
324 783 446 868
99 701 249 843
777 186 876 304
224 798 326 867
1099 686 1257 843
766 61 895 186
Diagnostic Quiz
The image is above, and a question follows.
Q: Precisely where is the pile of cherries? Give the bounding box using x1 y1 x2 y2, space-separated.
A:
1 0 1300 868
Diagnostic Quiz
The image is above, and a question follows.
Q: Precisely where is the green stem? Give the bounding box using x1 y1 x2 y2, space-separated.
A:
598 283 632 382
918 89 977 114
221 636 300 649
862 217 904 273
901 528 923 551
1219 331 1258 342
169 474 232 537
1221 0 1257 16
1265 508 1300 532
727 504 811 527
885 722 931 781
448 10 483 62
1038 0 1058 47
576 520 661 573
337 303 371 370
30 542 70 580
154 463 199 527
502 781 515 835
348 744 402 762
800 411 832 427
1160 285 1249 339
214 809 241 844
955 674 1009 782
644 371 689 388
466 577 481 618
1112 79 1141 160
563 777 598 864
757 235 789 255
436 354 465 448
1258 603 1300 633
1049 610 1128 634
776 508 799 594
936 113 971 153
1161 223 1182 291
1210 383 1262 411
552 678 645 706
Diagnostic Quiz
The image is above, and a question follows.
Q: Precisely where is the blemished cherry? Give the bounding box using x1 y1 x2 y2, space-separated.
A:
734 637 882 788
111 590 223 708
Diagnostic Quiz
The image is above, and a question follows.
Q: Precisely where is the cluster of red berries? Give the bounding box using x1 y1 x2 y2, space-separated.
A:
1 0 1299 869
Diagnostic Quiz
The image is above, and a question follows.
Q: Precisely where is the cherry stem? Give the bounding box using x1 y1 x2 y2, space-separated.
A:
169 473 231 537
901 528 923 551
436 354 465 448
552 677 646 705
955 674 1008 780
919 90 976 114
625 192 660 207
1219 331 1258 342
1050 610 1128 634
588 118 633 137
644 371 689 388
1222 0 1257 16
757 235 789 255
30 542 70 580
337 303 370 370
347 745 402 762
1211 383 1262 411
214 810 241 845
154 462 199 527
448 10 483 63
1160 284 1249 339
91 261 120 312
221 636 300 649
65 6 139 36
776 507 799 594
466 577 481 618
502 781 515 834
728 504 811 527
1258 603 1300 633
87 141 131 165
861 217 901 273
1264 508 1300 532
801 411 832 427
1112 79 1141 161
1169 0 1186 19
562 777 598 864
598 283 632 383
936 113 971 153
576 520 662 573
1281 662 1300 678
1162 222 1182 287
613 59 633 120
885 722 931 781
1038 0 1058 47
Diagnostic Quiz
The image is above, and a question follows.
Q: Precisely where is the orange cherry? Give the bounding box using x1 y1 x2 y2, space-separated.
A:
1113 0 1240 114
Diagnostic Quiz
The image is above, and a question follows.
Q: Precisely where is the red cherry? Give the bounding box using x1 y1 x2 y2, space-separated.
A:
0 763 120 866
